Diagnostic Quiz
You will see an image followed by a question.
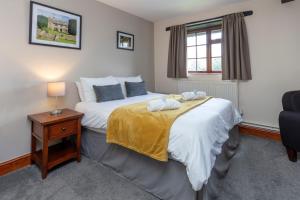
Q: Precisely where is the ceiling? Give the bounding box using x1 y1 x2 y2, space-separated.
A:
96 0 249 22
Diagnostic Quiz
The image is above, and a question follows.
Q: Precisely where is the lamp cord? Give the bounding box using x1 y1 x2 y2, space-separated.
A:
55 96 58 111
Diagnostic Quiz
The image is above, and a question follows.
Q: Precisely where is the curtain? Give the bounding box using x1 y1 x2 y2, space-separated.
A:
167 25 187 78
222 13 252 80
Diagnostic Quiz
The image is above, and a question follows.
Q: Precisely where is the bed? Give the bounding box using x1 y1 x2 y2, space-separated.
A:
75 92 242 200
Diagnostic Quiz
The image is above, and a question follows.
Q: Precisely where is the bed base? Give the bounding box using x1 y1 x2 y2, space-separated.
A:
81 126 240 200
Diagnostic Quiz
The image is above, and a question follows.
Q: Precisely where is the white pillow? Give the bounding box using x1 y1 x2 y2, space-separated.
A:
114 75 143 97
75 82 85 102
80 76 119 102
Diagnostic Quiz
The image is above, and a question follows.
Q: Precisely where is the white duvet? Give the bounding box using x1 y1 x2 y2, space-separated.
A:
75 93 242 191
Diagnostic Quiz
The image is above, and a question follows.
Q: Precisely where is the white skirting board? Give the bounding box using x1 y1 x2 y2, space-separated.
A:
241 122 280 132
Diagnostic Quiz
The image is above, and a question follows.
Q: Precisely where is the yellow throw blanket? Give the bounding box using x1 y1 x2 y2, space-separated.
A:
106 95 212 162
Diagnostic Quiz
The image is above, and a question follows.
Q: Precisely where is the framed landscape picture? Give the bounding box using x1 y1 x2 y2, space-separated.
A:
29 1 82 49
117 31 134 51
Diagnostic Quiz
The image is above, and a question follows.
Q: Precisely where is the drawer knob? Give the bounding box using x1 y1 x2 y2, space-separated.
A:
61 127 67 132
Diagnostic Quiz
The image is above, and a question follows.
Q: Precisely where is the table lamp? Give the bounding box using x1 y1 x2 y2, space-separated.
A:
47 82 66 115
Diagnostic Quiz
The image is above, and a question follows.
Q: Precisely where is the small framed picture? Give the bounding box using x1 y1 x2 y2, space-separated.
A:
117 31 134 51
29 1 82 50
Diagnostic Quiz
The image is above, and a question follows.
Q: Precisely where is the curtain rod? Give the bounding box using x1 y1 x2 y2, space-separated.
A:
165 10 253 31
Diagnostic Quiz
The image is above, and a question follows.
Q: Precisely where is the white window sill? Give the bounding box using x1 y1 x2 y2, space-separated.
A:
187 73 222 81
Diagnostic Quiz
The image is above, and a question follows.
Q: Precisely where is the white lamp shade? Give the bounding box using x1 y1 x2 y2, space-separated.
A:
47 82 66 97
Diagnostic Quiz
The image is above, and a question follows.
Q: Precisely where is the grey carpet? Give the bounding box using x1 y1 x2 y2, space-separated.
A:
1 135 300 200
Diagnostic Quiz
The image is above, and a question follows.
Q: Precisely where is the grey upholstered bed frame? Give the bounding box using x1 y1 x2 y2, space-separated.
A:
81 126 240 200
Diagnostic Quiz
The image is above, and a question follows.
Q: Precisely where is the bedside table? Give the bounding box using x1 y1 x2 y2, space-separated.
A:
28 109 83 179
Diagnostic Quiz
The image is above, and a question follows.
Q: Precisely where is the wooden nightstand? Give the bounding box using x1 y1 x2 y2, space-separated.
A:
28 109 83 179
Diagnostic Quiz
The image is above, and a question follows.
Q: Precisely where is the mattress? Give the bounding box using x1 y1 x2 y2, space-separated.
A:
76 92 164 129
75 93 242 190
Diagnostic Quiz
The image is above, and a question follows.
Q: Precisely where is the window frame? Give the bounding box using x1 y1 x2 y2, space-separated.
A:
187 25 222 74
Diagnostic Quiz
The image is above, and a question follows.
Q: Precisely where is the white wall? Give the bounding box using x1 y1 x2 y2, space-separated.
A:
154 0 300 129
0 0 154 162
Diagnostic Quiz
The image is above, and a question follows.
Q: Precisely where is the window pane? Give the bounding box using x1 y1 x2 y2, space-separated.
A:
187 59 196 71
187 47 196 58
211 29 222 40
187 34 196 46
197 45 206 58
197 59 207 71
212 43 221 57
197 32 206 45
212 57 222 71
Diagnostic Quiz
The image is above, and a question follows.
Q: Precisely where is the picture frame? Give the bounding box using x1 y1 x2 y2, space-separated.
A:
29 1 82 50
117 31 134 51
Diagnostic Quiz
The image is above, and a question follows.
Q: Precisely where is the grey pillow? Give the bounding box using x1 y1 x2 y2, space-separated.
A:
93 84 124 102
125 81 147 97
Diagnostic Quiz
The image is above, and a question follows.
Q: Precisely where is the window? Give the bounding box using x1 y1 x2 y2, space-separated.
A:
187 26 222 73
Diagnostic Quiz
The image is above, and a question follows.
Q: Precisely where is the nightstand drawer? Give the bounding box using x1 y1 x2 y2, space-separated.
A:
48 120 77 140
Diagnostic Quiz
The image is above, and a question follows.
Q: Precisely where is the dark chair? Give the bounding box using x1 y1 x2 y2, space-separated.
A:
279 91 300 162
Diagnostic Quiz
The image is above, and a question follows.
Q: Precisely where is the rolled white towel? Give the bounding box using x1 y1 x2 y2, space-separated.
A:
194 91 207 99
147 98 181 112
181 92 195 101
182 91 207 101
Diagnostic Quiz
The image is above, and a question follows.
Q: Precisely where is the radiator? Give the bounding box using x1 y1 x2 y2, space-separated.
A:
177 80 239 108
